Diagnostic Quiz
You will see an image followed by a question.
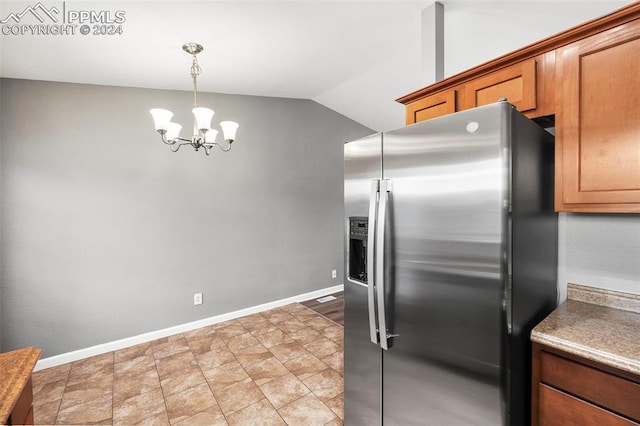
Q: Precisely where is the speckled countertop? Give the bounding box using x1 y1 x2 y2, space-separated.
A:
531 284 640 376
0 346 41 424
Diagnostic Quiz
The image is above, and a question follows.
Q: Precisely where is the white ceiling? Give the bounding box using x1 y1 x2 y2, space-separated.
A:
0 0 632 131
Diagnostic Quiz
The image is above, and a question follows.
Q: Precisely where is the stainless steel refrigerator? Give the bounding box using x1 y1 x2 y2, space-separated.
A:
344 101 557 425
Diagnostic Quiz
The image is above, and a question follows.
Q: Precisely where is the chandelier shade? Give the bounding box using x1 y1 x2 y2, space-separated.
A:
150 43 239 156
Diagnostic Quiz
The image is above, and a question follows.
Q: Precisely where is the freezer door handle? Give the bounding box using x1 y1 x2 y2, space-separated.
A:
376 179 392 350
367 180 380 345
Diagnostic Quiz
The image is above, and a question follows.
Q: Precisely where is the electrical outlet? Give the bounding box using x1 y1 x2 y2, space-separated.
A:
194 292 203 305
332 269 337 279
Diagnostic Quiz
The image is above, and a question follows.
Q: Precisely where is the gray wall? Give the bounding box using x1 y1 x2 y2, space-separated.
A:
558 214 640 302
0 78 372 357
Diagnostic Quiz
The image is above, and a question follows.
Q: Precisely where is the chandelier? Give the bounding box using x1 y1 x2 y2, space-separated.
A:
150 43 239 156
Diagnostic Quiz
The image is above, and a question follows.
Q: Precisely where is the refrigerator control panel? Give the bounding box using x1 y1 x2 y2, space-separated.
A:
348 217 368 284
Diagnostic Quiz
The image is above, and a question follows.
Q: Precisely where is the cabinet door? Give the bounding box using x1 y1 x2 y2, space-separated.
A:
555 21 640 212
463 59 537 112
405 90 456 124
539 385 639 426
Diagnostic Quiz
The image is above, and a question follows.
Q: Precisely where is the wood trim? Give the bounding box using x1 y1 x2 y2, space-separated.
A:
397 1 640 105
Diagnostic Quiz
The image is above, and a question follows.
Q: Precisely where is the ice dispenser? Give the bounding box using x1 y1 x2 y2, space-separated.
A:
348 217 368 284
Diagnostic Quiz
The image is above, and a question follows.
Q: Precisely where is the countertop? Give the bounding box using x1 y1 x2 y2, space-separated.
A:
0 346 41 424
531 283 640 377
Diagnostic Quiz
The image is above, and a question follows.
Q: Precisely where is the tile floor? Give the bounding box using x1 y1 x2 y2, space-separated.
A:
31 302 344 425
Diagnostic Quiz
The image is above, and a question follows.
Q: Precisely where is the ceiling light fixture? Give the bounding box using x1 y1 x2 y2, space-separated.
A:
150 43 239 156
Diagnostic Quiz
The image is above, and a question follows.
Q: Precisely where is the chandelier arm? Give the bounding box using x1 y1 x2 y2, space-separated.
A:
170 141 193 153
203 142 233 152
160 133 192 145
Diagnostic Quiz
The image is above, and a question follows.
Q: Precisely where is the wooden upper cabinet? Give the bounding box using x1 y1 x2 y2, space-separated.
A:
405 90 456 124
462 59 537 112
555 20 640 212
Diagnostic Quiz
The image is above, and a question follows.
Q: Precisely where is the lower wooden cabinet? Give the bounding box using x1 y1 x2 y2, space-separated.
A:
532 343 640 426
7 376 34 425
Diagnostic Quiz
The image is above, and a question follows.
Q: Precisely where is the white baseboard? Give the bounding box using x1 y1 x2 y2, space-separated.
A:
35 284 343 371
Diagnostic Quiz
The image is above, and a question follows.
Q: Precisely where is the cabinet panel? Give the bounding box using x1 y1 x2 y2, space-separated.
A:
405 90 456 124
539 384 638 426
463 59 537 112
540 351 640 421
556 21 640 212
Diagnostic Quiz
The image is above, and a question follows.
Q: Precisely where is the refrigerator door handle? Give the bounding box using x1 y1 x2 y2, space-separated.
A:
367 179 380 345
376 179 392 350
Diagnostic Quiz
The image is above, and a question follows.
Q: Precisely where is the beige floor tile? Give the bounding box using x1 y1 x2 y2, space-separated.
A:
155 350 198 379
66 353 114 387
325 393 344 419
248 322 281 337
321 352 344 374
259 372 311 409
187 334 227 355
322 325 344 343
277 393 337 425
235 313 267 327
113 367 161 404
113 388 166 425
159 366 207 397
254 328 295 349
264 310 294 324
214 322 249 339
303 316 335 333
195 345 237 370
33 377 67 406
302 369 343 402
279 303 309 314
29 301 344 426
33 363 71 388
287 327 324 345
132 411 170 426
164 382 220 424
227 399 286 426
33 399 61 425
324 418 344 426
212 377 265 416
114 342 153 363
114 354 156 378
284 352 329 381
291 310 320 323
304 338 341 360
152 335 190 360
172 407 228 426
234 343 272 368
59 374 113 410
203 360 250 392
244 356 289 386
269 341 310 363
183 324 218 341
56 394 112 425
223 331 261 352
276 318 308 334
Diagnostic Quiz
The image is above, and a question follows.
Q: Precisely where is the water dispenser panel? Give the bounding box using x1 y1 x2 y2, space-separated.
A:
348 217 368 284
